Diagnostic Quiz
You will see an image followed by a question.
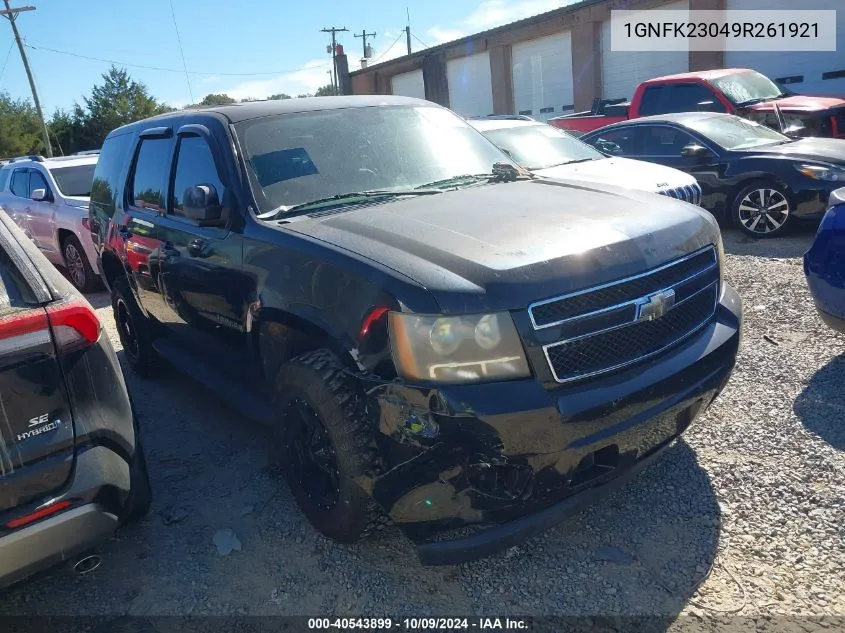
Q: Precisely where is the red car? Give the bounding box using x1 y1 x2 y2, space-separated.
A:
551 68 845 139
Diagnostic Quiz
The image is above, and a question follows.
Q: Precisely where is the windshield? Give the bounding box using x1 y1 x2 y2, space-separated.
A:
51 164 96 197
481 124 603 170
686 115 789 150
711 71 786 106
234 105 511 212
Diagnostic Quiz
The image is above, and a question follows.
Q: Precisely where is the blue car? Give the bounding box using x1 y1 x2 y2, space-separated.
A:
805 187 845 333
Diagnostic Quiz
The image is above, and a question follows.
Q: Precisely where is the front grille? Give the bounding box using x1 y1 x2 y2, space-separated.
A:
658 183 702 206
528 246 719 384
545 284 718 383
530 247 716 328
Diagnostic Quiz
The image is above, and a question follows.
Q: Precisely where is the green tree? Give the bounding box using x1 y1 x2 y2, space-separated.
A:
0 92 44 157
72 66 173 150
267 93 292 100
198 93 236 106
314 84 338 97
48 108 79 156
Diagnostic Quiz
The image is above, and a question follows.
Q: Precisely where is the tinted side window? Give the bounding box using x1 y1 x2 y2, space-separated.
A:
171 136 226 218
587 128 640 156
28 171 49 198
640 126 697 156
130 138 172 211
0 168 9 192
638 86 665 116
640 84 725 115
91 132 134 221
10 170 28 197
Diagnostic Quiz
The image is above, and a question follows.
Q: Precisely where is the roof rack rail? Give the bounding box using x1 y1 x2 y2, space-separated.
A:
72 149 101 155
8 154 46 163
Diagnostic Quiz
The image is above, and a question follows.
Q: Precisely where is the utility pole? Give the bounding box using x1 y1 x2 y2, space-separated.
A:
405 7 412 55
1 0 52 156
321 26 348 95
354 29 375 60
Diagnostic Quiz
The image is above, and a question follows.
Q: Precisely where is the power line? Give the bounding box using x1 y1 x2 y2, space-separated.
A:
168 0 193 104
0 39 13 82
371 31 404 64
25 42 330 77
411 33 430 49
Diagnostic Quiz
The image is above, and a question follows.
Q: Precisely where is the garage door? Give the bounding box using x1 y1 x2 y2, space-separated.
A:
601 0 690 100
446 52 494 118
511 32 573 122
725 0 845 97
391 69 425 100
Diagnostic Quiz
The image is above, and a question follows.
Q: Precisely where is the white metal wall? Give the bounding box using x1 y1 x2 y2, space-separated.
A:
601 0 690 100
725 0 845 97
511 32 574 121
446 52 495 117
391 69 425 100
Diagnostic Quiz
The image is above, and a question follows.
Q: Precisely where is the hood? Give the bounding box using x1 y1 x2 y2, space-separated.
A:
276 180 720 313
534 156 696 192
742 138 845 165
749 95 845 113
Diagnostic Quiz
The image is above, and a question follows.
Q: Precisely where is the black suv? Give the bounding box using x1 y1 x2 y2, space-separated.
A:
0 209 150 588
90 96 741 565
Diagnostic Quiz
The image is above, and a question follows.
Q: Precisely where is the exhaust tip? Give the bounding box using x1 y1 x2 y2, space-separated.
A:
74 554 101 575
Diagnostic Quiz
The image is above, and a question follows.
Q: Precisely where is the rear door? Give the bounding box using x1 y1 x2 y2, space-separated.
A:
5 169 33 239
0 216 75 512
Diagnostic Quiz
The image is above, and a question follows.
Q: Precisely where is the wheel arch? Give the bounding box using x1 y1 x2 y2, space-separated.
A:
251 307 359 384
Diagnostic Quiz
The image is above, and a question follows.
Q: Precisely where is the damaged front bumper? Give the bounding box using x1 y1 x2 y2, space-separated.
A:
363 284 742 565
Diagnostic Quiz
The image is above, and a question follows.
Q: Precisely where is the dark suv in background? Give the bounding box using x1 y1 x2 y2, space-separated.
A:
89 96 741 564
0 209 150 589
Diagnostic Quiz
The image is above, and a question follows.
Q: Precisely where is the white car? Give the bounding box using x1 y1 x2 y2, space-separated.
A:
0 154 100 292
468 117 702 205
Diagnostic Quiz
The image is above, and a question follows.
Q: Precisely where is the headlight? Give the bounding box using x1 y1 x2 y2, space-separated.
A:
388 312 530 384
796 164 845 181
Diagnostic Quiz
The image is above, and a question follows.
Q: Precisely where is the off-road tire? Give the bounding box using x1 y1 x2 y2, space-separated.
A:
111 278 157 377
273 349 386 543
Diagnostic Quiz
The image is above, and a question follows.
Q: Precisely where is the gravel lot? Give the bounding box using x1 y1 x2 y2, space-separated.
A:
1 227 843 626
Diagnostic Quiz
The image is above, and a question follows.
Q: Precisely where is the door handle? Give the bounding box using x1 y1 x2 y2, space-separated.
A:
118 226 133 240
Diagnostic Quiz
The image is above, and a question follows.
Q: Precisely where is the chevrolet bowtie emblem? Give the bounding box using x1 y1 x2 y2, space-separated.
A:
636 289 676 322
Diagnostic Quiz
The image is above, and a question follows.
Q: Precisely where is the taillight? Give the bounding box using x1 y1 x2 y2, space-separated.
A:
46 299 101 353
0 309 51 354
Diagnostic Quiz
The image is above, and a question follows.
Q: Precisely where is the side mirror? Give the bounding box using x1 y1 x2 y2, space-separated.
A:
31 188 49 202
181 184 223 225
681 144 713 161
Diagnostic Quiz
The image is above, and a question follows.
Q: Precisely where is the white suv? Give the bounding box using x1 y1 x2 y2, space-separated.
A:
0 153 100 292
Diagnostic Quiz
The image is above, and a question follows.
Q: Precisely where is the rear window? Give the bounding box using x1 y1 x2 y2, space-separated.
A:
51 164 96 197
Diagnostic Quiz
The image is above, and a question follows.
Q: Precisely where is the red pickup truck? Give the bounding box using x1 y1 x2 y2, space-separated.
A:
550 68 845 139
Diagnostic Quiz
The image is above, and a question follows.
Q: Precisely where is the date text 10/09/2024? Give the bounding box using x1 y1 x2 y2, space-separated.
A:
308 618 529 630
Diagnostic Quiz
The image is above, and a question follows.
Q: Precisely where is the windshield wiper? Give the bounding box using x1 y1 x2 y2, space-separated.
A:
258 189 443 220
416 162 532 190
544 157 597 168
736 96 781 107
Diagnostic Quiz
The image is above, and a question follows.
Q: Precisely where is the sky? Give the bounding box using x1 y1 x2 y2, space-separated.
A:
0 0 576 116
